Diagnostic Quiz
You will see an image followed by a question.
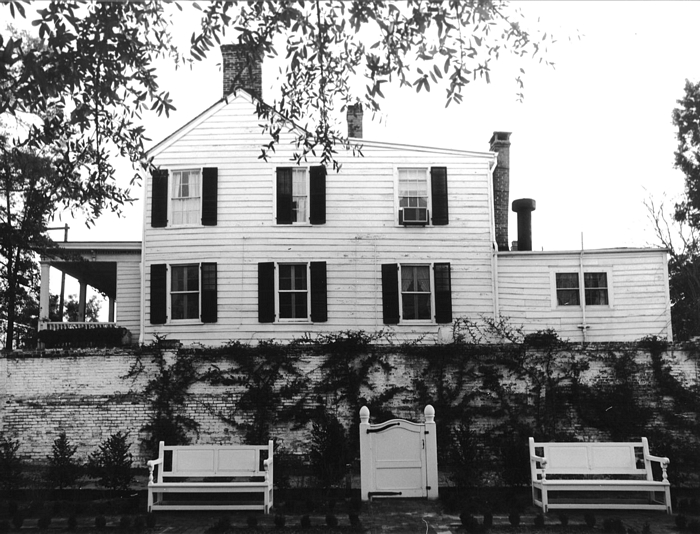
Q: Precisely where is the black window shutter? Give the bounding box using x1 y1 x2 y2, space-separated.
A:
381 263 400 324
150 264 167 324
276 168 293 224
151 169 168 228
431 167 449 225
310 261 328 322
309 165 326 225
201 263 217 323
258 262 276 323
202 167 218 226
434 262 453 323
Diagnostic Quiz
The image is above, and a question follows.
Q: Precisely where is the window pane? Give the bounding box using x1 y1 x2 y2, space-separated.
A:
586 289 609 305
556 273 579 289
172 293 199 320
401 265 431 320
399 169 428 209
279 264 292 290
278 264 308 319
584 272 607 289
557 289 580 306
171 170 201 225
292 168 307 222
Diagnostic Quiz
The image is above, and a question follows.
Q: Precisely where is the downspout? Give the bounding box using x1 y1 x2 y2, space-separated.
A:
139 166 147 345
488 156 500 320
578 233 588 344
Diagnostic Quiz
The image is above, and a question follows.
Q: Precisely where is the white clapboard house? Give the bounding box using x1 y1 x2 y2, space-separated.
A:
38 45 673 346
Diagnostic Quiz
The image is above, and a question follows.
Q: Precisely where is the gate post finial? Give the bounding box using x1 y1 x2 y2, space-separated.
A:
424 405 435 423
360 406 370 424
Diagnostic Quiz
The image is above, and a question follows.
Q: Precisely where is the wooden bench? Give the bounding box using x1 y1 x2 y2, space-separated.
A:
529 438 671 514
147 441 274 513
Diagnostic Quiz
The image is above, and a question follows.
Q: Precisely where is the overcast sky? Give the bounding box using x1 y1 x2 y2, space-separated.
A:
56 1 699 254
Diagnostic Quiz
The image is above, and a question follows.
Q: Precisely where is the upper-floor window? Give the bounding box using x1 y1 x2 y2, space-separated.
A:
396 167 449 226
555 272 609 306
151 167 217 228
171 170 201 225
276 166 326 225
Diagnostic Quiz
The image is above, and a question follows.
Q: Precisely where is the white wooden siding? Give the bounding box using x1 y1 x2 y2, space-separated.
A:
497 250 673 342
116 260 141 338
143 93 497 345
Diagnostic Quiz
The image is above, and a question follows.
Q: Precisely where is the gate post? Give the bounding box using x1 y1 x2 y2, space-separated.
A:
424 405 439 500
359 406 372 501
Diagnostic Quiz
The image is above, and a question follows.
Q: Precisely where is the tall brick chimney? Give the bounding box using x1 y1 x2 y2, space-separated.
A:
221 44 262 98
347 103 363 138
489 131 511 252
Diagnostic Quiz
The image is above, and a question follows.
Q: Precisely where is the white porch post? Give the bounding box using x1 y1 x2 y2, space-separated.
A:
108 297 115 322
424 405 439 500
78 280 87 322
39 261 51 328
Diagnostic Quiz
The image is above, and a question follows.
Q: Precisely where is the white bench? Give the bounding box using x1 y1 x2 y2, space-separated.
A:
147 441 274 513
529 438 671 514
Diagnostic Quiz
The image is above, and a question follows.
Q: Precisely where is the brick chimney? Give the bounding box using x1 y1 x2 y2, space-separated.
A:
221 44 262 98
489 131 511 252
347 103 363 138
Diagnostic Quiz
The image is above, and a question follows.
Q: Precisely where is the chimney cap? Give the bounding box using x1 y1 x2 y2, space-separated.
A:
489 131 511 145
512 198 536 212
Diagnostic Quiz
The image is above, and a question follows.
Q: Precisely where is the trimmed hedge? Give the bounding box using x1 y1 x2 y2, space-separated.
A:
38 327 129 348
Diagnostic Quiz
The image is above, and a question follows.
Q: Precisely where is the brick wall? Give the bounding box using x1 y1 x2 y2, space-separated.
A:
1 344 697 466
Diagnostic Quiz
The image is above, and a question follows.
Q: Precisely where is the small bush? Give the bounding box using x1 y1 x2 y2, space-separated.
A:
37 514 51 529
247 515 258 528
533 513 545 527
509 510 520 526
0 437 24 491
206 515 231 533
95 515 107 529
11 513 24 530
46 432 82 490
460 512 479 532
119 515 132 530
585 512 597 528
559 513 569 526
677 515 688 530
133 515 146 530
300 514 311 528
326 514 339 528
349 513 360 527
87 431 134 492
274 513 286 528
146 513 157 528
309 410 351 487
603 518 626 534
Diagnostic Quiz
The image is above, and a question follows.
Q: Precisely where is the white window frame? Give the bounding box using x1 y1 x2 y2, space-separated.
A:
395 167 432 227
550 269 614 309
273 167 311 225
275 262 312 322
168 167 203 227
398 263 437 323
168 263 202 323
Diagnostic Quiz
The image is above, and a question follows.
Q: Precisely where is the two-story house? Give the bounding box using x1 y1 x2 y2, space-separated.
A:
38 45 673 345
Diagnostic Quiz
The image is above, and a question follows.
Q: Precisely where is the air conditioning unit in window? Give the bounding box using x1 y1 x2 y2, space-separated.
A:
400 208 429 225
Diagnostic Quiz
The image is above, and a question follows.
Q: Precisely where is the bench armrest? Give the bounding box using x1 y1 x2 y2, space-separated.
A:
646 454 670 481
147 458 163 484
530 454 548 481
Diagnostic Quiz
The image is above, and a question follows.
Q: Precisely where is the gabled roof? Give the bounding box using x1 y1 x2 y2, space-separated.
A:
146 88 496 162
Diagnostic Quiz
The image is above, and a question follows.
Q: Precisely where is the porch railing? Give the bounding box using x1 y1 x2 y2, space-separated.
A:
39 321 118 332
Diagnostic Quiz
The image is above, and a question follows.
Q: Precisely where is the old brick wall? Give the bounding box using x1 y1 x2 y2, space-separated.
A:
1 344 698 466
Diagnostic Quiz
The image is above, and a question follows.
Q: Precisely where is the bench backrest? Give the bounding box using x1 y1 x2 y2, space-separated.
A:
529 437 652 481
156 441 273 481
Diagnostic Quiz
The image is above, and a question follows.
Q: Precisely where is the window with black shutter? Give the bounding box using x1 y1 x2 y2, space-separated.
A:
201 263 217 323
381 264 400 324
434 263 452 323
258 262 276 322
310 261 328 322
430 167 449 225
276 168 293 224
309 166 326 225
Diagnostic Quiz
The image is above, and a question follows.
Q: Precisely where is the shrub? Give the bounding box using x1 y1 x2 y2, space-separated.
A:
300 514 311 528
309 410 351 487
533 513 545 527
508 510 520 526
95 515 107 529
37 514 51 529
677 515 688 530
584 512 597 528
133 515 146 530
349 513 360 527
274 513 286 528
460 512 479 532
87 431 134 491
46 432 82 490
325 514 338 528
119 515 132 530
559 513 570 526
206 515 231 533
247 515 258 528
0 437 23 491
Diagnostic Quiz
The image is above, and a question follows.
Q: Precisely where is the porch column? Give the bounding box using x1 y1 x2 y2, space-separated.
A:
39 261 51 326
78 281 87 322
108 297 115 323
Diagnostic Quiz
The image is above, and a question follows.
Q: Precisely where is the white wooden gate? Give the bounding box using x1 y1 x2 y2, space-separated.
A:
359 405 438 501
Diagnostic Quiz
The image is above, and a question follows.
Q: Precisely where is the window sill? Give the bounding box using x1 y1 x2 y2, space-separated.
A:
168 319 202 325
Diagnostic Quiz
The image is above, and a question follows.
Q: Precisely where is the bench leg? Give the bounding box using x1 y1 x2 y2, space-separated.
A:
541 488 549 513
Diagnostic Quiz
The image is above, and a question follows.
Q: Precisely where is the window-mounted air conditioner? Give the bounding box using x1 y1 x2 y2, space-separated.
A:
399 207 429 225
